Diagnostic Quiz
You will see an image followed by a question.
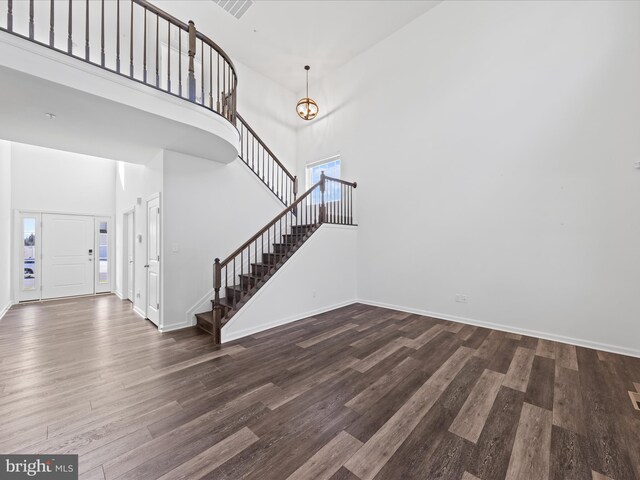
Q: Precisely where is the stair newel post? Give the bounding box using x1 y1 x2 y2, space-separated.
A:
187 20 197 102
319 171 326 224
212 258 222 344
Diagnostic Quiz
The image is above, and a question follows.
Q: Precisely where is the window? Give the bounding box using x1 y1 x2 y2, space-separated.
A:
306 156 341 204
22 218 37 290
98 221 109 284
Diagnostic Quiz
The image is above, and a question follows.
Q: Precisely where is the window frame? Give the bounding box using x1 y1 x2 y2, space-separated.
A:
306 155 341 205
306 155 341 188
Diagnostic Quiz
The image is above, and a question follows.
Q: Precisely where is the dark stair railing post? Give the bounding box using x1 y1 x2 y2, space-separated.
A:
212 258 222 343
188 20 197 102
85 0 90 61
49 0 54 47
293 176 298 215
28 0 34 39
319 171 326 224
27 0 34 39
68 0 73 53
7 0 13 32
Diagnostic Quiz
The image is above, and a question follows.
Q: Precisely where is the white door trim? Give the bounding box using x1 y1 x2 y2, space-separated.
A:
145 193 161 326
122 208 135 303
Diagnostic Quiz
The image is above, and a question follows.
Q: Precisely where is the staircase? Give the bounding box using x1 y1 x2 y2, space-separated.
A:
1 0 358 343
194 223 318 336
196 172 358 343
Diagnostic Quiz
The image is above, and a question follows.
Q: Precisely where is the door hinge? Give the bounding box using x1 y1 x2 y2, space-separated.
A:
157 255 160 261
157 303 159 310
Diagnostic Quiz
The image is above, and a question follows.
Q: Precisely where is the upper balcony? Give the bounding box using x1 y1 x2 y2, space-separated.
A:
0 0 239 164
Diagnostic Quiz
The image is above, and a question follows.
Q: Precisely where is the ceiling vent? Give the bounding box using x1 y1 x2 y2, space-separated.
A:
213 0 254 20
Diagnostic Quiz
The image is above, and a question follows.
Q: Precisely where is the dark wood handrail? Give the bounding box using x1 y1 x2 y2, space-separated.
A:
1 0 237 125
133 0 237 80
219 180 321 267
324 175 357 188
236 113 295 182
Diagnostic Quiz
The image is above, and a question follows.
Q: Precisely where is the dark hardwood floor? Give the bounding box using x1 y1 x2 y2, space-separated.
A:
1 295 639 480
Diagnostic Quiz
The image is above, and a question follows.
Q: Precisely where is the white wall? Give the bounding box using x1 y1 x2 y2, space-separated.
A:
157 56 301 330
234 61 299 174
11 142 116 215
114 154 163 316
162 150 286 330
0 140 11 317
296 1 640 355
222 225 358 342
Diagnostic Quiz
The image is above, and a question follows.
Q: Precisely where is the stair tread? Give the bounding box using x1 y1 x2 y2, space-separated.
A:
239 273 263 279
195 311 213 322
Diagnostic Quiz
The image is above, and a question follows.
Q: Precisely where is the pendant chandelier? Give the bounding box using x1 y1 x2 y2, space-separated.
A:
296 65 319 120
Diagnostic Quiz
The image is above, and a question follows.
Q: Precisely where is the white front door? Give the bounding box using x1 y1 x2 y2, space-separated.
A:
41 214 95 299
126 212 134 302
146 195 161 325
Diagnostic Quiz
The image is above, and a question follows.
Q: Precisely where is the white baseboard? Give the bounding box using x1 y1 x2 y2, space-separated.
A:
133 305 146 319
159 322 193 333
357 298 640 359
114 290 123 300
222 299 358 343
0 301 12 321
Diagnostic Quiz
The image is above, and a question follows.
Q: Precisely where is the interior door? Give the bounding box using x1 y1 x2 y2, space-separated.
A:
146 196 160 325
126 212 134 302
42 214 95 299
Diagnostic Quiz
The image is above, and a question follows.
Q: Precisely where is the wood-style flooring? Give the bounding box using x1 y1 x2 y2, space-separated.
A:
1 295 639 480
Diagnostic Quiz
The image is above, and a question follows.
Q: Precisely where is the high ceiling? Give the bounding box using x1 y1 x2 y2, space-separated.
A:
155 0 441 93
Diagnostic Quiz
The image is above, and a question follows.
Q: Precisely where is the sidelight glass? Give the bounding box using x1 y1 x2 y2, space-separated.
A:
98 221 109 284
22 218 37 290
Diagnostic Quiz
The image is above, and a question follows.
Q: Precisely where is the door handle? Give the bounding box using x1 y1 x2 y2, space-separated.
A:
144 264 149 268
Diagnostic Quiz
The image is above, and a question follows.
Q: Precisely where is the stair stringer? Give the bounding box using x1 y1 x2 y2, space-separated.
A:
221 224 358 343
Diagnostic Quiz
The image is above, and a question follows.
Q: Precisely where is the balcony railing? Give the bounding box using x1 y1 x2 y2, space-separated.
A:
1 0 237 124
